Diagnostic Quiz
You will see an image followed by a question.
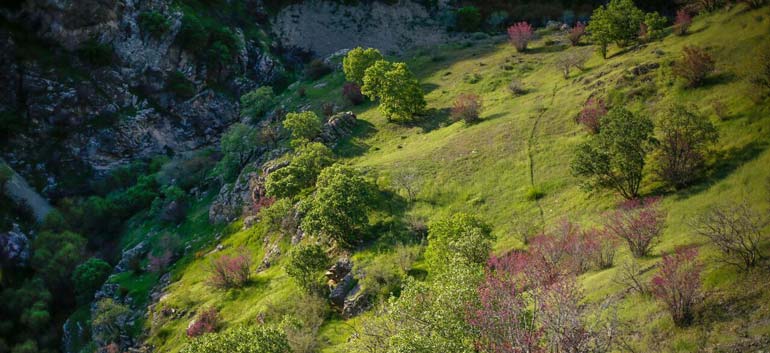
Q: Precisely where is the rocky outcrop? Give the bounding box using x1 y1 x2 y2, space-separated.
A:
272 0 452 56
317 111 357 146
0 0 286 194
208 152 289 224
325 257 370 318
0 224 31 267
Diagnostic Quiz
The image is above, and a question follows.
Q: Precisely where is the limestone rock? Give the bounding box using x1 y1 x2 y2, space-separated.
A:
0 224 31 267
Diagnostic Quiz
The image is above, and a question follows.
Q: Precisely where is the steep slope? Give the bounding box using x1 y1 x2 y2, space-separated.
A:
130 5 770 353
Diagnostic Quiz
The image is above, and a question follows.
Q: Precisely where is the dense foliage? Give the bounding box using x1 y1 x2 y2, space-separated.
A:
361 60 426 122
343 47 384 85
180 326 291 353
571 107 654 199
300 165 375 248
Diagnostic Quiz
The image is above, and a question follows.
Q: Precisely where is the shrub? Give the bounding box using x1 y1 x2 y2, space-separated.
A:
148 250 173 273
576 97 607 134
455 6 482 32
343 47 384 85
695 202 766 271
673 9 692 36
92 298 131 344
187 307 219 337
507 22 534 52
177 13 208 53
32 231 86 287
138 11 171 38
571 107 654 199
265 142 334 199
342 82 365 105
451 93 483 124
361 60 426 122
208 249 252 289
357 253 406 299
301 165 375 248
217 123 263 182
425 213 495 272
78 38 113 66
180 326 290 353
584 227 618 269
304 59 332 80
205 27 241 67
568 22 586 46
653 104 718 189
604 197 666 258
555 49 590 79
587 0 645 58
673 46 715 88
240 86 276 121
167 71 196 99
283 111 323 143
468 255 542 353
651 246 703 327
643 12 668 41
72 258 112 303
614 259 649 295
508 79 527 96
285 243 330 294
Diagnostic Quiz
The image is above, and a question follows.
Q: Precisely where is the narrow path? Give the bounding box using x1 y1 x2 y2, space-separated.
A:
1 159 53 222
526 84 560 230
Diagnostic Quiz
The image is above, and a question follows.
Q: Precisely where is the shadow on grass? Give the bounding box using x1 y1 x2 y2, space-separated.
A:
702 71 738 87
409 107 453 133
334 119 377 158
671 140 768 201
526 44 569 54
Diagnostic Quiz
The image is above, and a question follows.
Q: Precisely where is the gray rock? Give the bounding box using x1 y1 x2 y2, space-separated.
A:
341 283 371 319
0 224 31 266
317 111 357 146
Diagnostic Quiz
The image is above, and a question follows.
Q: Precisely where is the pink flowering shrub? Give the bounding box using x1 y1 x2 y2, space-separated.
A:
508 22 534 52
651 246 703 326
576 98 607 134
208 249 252 288
187 307 219 337
604 197 666 258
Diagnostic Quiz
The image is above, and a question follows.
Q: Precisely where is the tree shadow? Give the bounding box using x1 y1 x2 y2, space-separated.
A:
702 71 738 87
526 44 569 54
409 107 453 133
671 141 768 201
421 82 440 95
334 119 377 158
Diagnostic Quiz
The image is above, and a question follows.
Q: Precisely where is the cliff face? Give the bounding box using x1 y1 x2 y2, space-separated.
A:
0 0 284 196
272 0 451 57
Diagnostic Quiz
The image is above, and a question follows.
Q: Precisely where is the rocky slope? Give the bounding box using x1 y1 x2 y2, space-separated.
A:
0 0 285 196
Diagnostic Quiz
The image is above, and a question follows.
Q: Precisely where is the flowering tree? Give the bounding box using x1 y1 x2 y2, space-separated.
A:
508 22 534 52
576 98 607 134
541 279 613 353
208 249 252 289
651 246 703 327
569 22 586 46
583 227 618 270
468 254 544 353
604 197 666 258
673 46 715 88
673 9 692 36
187 307 219 337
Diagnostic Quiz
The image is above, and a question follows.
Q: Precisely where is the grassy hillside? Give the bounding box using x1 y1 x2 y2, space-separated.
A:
136 5 770 353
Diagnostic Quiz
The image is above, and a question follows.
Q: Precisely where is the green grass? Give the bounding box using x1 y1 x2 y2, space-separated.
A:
140 5 770 353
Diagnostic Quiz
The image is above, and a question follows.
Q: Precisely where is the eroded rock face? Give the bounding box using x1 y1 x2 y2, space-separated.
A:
0 224 30 267
0 0 285 195
317 111 357 146
272 0 451 57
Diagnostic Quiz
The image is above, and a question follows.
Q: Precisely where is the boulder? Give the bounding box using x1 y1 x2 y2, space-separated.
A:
317 111 357 146
0 224 31 267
